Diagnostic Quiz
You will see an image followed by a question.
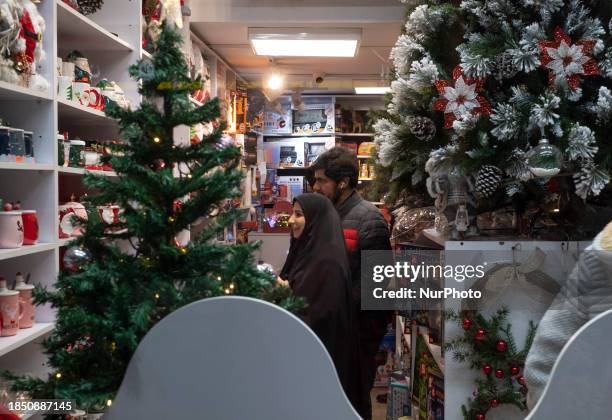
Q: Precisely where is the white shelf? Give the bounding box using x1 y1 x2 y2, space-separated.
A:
58 237 74 247
56 0 134 52
57 166 117 177
0 81 52 102
0 323 54 358
335 133 375 137
0 162 55 171
57 98 115 125
0 243 57 262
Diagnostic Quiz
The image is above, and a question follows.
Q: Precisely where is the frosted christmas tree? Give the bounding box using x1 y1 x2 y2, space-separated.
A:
375 0 612 239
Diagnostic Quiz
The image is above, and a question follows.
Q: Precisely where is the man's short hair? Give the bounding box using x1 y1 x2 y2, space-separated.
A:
310 146 359 188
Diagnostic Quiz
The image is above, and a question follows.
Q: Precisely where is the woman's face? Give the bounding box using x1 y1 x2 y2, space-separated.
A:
289 201 306 239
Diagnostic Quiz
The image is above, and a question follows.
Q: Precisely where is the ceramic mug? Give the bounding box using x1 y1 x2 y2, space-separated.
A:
0 288 22 336
73 82 91 106
87 87 105 110
15 274 34 329
57 76 73 101
62 62 75 81
0 211 24 248
98 205 119 224
21 210 39 245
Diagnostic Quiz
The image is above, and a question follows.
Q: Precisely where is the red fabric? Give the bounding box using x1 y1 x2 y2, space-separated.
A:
343 228 359 252
19 10 37 64
0 403 21 419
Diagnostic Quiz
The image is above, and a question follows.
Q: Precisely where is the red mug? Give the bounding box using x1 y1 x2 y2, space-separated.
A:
21 210 39 245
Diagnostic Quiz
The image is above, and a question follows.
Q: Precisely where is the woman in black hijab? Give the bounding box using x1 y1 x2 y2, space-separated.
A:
279 193 355 401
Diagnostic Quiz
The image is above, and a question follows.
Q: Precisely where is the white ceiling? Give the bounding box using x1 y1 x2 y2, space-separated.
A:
189 0 404 88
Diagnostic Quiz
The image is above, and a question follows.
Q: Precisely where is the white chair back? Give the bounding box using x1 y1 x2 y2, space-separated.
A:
105 296 360 420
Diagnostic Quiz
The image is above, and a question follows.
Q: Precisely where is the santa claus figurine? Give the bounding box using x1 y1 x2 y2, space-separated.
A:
13 0 48 91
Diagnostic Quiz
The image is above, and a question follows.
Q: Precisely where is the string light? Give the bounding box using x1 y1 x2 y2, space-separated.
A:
107 399 113 407
168 216 175 223
224 288 230 294
217 276 222 281
154 293 160 300
180 247 188 254
153 137 161 143
55 372 62 379
187 174 193 179
229 283 235 290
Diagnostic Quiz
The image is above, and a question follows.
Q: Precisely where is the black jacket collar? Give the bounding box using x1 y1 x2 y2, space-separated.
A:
335 190 362 219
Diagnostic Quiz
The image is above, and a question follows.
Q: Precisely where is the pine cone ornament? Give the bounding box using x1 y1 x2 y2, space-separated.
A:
492 52 519 81
476 165 503 198
408 116 436 141
79 0 105 15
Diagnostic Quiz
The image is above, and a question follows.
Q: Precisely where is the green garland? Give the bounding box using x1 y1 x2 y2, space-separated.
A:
445 308 536 420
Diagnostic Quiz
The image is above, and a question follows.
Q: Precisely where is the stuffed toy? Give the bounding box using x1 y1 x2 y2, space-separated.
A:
17 0 48 91
0 0 21 84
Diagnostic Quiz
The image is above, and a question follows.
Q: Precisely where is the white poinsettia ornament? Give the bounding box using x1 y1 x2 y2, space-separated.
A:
539 27 599 91
434 66 491 128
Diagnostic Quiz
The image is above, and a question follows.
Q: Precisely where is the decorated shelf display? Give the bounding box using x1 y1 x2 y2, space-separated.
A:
57 51 131 110
373 1 612 240
0 124 37 163
445 308 536 420
0 0 49 92
0 201 38 249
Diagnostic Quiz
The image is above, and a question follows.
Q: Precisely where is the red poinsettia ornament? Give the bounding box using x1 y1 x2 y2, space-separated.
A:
433 66 491 129
539 27 600 91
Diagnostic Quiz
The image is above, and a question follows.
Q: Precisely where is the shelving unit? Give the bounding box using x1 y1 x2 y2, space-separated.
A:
0 323 55 358
0 0 145 392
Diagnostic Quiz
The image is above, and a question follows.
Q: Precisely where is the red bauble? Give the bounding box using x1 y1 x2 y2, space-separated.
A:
476 414 486 420
495 368 505 378
3 202 12 211
483 364 493 375
510 366 520 376
475 328 486 341
462 318 473 330
495 340 507 352
491 399 499 408
518 375 526 386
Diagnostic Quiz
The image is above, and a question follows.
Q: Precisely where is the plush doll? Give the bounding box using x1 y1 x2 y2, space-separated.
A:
19 0 48 91
524 221 612 409
0 0 21 83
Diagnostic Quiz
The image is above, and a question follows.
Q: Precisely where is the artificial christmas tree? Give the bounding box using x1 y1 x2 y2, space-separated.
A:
374 0 612 239
3 21 298 416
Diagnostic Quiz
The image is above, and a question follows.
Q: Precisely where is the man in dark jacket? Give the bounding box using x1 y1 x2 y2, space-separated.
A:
311 147 391 420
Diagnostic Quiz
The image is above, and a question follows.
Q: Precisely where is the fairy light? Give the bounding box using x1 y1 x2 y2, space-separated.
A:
229 283 235 290
224 288 230 294
107 399 113 407
168 216 175 223
153 137 161 143
154 293 160 300
55 372 62 379
217 276 222 281
187 174 193 179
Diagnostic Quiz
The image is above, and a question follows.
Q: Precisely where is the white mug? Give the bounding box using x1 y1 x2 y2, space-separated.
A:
73 82 91 106
0 211 24 248
62 62 75 81
57 76 73 100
